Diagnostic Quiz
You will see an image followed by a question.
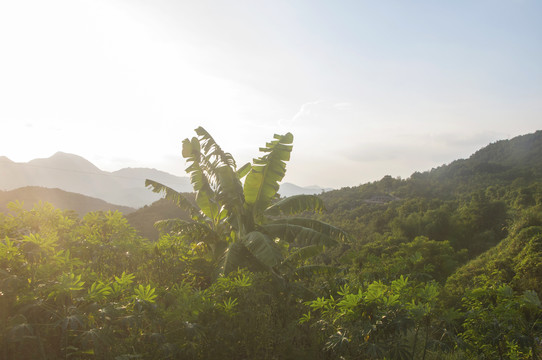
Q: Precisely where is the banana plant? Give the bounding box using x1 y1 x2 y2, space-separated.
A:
146 127 349 280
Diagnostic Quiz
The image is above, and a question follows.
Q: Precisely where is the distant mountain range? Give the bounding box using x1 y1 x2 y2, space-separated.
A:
0 152 331 208
129 130 542 242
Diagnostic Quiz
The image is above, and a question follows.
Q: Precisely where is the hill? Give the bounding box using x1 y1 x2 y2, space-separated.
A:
446 215 542 298
125 198 192 240
320 130 542 215
0 186 135 216
2 131 541 360
0 152 330 208
0 152 193 208
130 131 542 252
312 131 542 281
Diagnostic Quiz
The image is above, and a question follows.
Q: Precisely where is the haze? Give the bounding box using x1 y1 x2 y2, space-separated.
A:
1 0 541 188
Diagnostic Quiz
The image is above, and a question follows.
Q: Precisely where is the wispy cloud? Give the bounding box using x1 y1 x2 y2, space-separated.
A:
291 100 321 123
280 100 354 128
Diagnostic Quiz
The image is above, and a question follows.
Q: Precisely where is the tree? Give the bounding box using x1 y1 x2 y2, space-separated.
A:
460 285 542 360
145 127 348 280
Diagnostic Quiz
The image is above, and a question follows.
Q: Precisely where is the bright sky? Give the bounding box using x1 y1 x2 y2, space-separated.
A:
1 0 541 188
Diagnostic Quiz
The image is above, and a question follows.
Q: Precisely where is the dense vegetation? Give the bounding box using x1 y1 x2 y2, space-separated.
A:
1 130 541 359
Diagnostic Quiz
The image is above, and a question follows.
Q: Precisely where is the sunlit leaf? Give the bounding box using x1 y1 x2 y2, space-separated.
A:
265 194 325 216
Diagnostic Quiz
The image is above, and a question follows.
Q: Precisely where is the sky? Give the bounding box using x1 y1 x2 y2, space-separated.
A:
1 0 541 189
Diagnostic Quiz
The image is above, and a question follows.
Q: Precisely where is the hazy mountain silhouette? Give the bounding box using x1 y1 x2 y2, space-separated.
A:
278 183 332 197
0 152 331 208
0 152 191 208
0 186 135 216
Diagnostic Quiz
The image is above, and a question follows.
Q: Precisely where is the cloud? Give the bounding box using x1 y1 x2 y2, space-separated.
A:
281 100 355 129
289 100 322 124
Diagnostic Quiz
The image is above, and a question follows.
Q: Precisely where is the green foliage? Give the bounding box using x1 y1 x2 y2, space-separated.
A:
133 284 157 303
459 285 542 359
264 194 325 216
301 277 447 359
0 200 537 359
244 132 294 220
446 219 542 300
2 130 542 359
146 127 344 280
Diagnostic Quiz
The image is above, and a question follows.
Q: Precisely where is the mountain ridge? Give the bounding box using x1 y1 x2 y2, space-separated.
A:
0 186 135 216
0 153 331 207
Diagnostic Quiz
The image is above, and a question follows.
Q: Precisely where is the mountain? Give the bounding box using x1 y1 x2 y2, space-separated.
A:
127 132 539 242
469 131 542 167
0 152 332 208
109 167 192 207
390 131 542 202
314 130 542 260
320 130 542 207
0 186 135 216
278 182 332 198
0 152 192 208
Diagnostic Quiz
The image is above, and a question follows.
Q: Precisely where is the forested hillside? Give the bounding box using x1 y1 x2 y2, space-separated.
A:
316 131 542 296
126 198 192 241
318 131 542 250
1 130 541 359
